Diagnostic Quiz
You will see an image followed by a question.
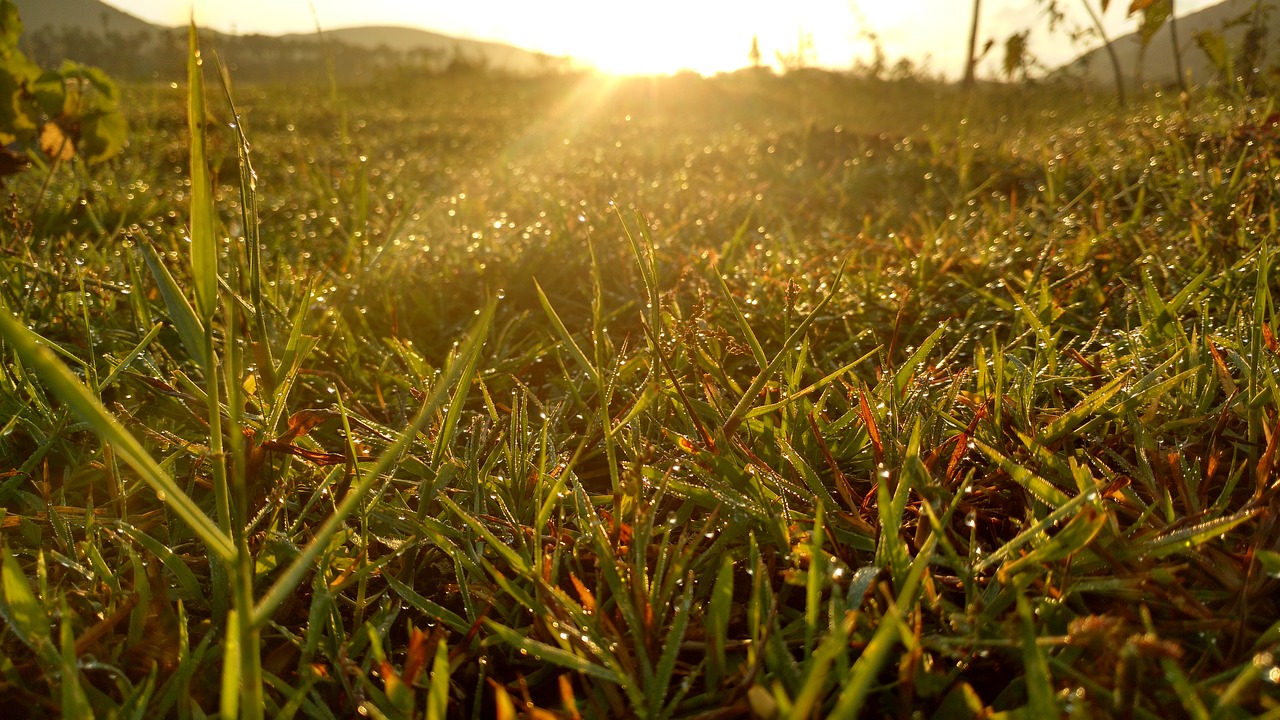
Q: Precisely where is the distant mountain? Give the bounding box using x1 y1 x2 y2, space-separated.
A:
13 0 154 36
10 0 567 81
277 25 566 74
1060 0 1277 87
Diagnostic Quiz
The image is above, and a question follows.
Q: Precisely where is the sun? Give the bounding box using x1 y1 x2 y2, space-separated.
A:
546 4 766 76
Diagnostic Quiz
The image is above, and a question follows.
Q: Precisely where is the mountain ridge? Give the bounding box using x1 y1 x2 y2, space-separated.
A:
1061 0 1276 87
11 0 564 78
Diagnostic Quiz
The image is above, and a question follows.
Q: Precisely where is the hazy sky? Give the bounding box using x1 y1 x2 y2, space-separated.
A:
100 0 1223 76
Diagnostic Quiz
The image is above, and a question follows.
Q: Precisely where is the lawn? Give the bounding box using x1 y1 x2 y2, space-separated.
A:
0 30 1278 719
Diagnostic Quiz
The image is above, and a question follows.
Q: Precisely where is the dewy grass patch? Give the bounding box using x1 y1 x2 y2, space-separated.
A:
0 15 1279 720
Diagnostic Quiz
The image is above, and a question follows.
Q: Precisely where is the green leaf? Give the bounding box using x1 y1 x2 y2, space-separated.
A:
534 279 600 387
1018 593 1057 717
484 619 622 684
81 109 129 164
117 522 206 607
1257 549 1280 579
251 299 495 629
221 609 242 720
426 640 450 720
137 240 207 371
999 505 1107 581
59 600 94 720
0 544 52 661
894 323 946 397
384 574 470 635
187 22 218 323
723 256 848 437
706 555 736 689
1140 507 1261 560
0 0 22 48
0 301 235 561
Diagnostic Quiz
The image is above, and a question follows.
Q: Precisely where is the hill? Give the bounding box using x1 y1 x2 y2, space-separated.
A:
12 0 153 36
10 0 566 81
1061 0 1277 87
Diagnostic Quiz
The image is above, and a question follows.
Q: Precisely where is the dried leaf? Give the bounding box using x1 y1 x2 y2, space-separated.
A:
858 386 883 462
259 440 363 465
569 573 596 613
39 122 74 162
278 408 335 443
402 626 432 687
1256 415 1280 497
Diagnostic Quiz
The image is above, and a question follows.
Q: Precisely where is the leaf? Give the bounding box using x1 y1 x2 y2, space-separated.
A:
59 601 94 720
220 609 241 720
723 256 848 437
278 409 335 442
384 574 471 635
534 279 600 387
137 240 207 372
1195 30 1231 77
0 0 21 48
39 122 74 162
999 505 1108 581
1136 0 1173 48
0 302 235 560
484 619 622 683
1140 507 1260 559
706 556 735 689
1018 593 1057 717
1 544 52 661
80 108 129 164
1257 549 1280 579
187 22 218 323
251 299 495 629
1257 415 1280 497
427 639 451 720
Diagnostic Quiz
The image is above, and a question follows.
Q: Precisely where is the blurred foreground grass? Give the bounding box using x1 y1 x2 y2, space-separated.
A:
1 64 1279 718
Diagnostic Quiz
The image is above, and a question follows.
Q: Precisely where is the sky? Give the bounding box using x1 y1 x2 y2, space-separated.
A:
100 0 1224 77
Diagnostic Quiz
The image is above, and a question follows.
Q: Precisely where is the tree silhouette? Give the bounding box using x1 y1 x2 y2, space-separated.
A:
964 0 982 88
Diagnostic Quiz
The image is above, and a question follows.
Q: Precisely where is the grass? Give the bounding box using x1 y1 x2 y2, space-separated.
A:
0 32 1279 718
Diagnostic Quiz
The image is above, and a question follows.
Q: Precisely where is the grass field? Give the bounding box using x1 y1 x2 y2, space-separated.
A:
1 34 1279 718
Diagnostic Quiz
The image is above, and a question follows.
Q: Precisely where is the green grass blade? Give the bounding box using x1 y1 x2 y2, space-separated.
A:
220 608 242 720
137 241 207 371
58 600 93 719
427 639 450 720
705 555 735 690
827 608 900 718
0 304 235 560
1 544 54 664
1017 593 1057 717
534 279 601 387
117 523 206 607
483 619 623 684
723 256 848 437
788 612 853 720
893 323 946 397
713 266 769 369
251 299 495 629
650 571 695 715
383 574 470 635
187 22 218 323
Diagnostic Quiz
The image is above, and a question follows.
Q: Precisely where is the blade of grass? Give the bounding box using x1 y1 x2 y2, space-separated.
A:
187 22 217 324
137 241 206 371
250 298 494 629
0 303 235 560
723 256 848 437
